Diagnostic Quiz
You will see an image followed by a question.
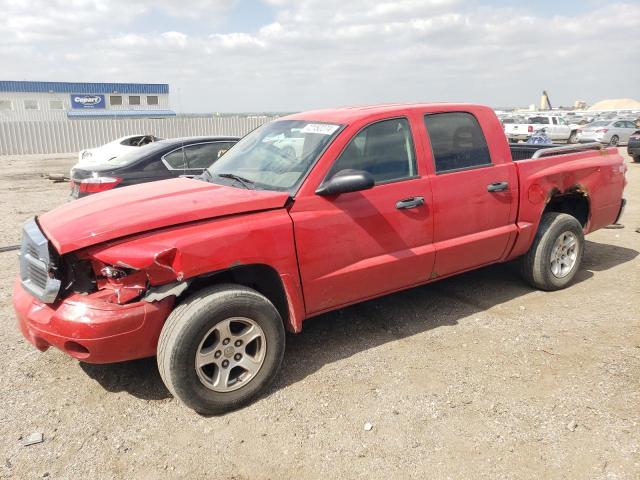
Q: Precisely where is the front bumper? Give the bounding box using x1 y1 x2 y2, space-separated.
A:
13 280 174 364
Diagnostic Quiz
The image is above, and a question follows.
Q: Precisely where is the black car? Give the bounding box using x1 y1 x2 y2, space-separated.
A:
70 136 239 198
627 129 640 163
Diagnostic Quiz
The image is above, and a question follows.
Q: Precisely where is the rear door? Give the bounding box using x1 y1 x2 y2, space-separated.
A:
556 117 572 141
112 154 169 187
421 111 518 277
290 116 435 314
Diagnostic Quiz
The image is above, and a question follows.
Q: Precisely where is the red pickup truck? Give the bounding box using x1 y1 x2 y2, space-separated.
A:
14 104 627 413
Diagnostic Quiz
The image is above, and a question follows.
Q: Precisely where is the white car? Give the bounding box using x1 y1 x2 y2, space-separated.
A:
577 119 638 146
77 134 162 167
504 115 578 144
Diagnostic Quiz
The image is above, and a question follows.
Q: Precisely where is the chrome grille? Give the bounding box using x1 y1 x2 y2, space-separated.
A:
19 218 61 303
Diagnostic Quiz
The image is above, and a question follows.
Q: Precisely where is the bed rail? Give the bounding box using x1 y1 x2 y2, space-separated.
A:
531 142 604 159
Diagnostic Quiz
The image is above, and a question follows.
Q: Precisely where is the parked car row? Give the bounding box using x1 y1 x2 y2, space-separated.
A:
70 136 239 198
500 113 639 146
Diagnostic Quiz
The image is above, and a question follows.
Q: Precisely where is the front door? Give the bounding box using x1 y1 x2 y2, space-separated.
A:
290 117 435 315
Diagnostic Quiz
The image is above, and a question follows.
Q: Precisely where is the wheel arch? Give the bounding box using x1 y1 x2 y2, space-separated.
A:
542 187 590 228
183 264 299 333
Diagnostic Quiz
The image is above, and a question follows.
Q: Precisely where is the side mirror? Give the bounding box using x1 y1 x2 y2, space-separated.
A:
316 169 375 196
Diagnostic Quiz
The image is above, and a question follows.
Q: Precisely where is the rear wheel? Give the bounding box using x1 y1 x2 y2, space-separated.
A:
568 131 578 144
609 135 619 146
520 213 584 291
157 284 286 414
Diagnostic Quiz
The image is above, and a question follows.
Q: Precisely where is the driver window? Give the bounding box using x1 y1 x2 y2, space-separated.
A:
327 118 416 184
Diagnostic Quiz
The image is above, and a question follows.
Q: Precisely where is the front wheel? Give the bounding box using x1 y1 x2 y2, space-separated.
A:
520 212 585 291
157 284 285 414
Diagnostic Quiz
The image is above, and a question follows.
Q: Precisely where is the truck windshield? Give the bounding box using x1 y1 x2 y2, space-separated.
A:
205 120 342 192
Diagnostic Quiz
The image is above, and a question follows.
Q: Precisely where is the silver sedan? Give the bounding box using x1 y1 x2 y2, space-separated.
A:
577 119 638 146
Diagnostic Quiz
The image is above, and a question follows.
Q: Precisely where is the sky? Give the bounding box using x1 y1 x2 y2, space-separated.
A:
1 0 639 113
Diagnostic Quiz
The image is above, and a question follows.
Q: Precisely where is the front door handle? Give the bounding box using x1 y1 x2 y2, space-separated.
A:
396 196 425 209
487 181 509 192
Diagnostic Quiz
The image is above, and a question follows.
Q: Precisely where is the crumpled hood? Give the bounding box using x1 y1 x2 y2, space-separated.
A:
39 178 290 254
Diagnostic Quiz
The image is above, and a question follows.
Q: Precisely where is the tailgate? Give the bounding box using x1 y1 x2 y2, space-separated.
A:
505 124 530 135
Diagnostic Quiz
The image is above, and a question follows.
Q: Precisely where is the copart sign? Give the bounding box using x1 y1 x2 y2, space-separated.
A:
70 94 105 109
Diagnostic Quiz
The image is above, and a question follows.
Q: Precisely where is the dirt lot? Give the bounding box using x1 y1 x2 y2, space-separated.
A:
0 151 638 479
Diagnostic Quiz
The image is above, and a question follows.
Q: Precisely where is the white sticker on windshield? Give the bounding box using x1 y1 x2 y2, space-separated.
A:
300 123 340 135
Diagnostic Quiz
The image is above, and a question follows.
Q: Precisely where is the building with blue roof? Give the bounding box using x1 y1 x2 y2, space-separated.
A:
0 81 175 121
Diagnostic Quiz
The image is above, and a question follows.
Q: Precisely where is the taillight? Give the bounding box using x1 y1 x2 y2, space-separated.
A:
595 128 608 134
79 176 122 193
527 125 533 133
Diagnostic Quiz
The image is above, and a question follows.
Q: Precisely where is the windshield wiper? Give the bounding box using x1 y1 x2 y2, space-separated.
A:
216 173 255 189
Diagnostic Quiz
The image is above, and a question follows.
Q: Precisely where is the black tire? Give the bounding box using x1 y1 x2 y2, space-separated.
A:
520 212 584 291
609 135 619 147
568 131 578 144
157 284 285 414
632 155 640 163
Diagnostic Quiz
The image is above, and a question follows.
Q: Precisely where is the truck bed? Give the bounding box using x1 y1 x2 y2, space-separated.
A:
510 144 555 161
509 143 608 161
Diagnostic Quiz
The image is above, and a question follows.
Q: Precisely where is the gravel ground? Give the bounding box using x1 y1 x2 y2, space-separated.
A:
0 151 638 479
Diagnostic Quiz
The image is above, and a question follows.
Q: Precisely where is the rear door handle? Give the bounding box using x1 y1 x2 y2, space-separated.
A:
487 181 509 192
396 196 425 209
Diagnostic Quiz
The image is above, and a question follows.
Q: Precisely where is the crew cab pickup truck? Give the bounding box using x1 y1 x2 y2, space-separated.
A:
14 104 627 414
505 114 578 143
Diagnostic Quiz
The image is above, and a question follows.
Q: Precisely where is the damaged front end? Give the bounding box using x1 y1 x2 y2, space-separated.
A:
20 218 190 307
67 246 190 306
15 219 184 363
19 208 190 312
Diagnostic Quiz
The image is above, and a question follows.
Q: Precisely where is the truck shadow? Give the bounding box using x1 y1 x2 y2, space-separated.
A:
80 239 637 403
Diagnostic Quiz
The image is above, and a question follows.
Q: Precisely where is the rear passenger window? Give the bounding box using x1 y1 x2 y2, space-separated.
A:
327 118 416 184
163 148 187 169
424 112 492 174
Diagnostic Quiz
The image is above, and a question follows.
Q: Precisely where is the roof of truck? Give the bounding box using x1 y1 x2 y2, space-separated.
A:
283 103 490 124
